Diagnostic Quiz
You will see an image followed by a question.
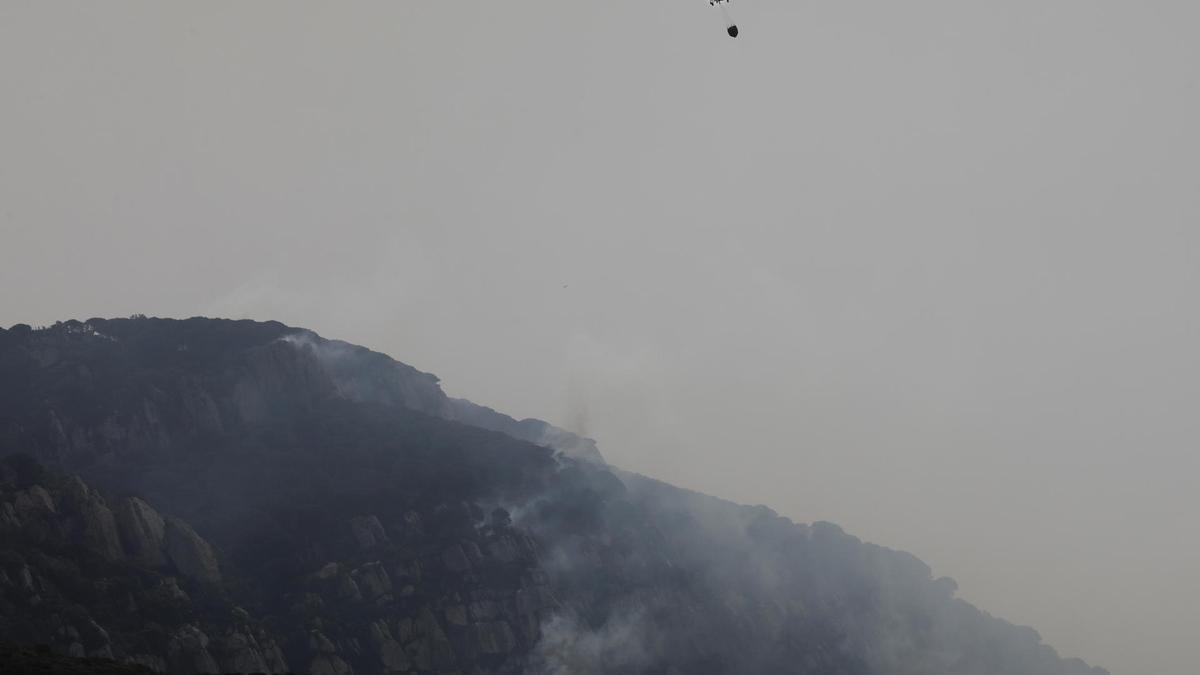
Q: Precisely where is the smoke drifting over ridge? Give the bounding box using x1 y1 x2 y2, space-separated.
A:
531 608 653 674
0 317 1113 674
280 330 605 464
3 2 1198 672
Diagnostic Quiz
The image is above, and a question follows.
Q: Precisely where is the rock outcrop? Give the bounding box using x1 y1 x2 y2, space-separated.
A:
164 518 221 584
0 468 220 579
115 497 167 566
165 625 220 675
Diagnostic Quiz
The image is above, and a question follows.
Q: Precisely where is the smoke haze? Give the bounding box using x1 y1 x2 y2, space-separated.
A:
3 3 1199 674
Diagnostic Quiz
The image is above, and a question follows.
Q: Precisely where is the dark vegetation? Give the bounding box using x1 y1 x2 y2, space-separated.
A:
0 642 157 674
0 317 1109 674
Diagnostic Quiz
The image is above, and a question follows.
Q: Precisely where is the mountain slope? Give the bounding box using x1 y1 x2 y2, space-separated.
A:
0 318 1107 675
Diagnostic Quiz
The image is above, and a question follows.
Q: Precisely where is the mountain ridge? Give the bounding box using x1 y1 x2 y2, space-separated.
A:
0 317 1109 675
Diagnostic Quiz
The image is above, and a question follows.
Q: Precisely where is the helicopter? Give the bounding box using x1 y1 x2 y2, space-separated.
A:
710 0 738 37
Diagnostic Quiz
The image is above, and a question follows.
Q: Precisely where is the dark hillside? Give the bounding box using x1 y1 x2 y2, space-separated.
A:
0 642 159 674
0 318 1107 675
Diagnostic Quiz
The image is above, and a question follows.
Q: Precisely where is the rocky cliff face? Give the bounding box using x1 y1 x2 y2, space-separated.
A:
0 318 1108 675
0 458 275 673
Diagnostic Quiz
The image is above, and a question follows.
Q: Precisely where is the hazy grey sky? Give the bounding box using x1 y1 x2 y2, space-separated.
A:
2 3 1198 673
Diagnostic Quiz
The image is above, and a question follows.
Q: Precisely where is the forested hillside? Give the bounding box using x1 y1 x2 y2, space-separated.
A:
0 318 1107 675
